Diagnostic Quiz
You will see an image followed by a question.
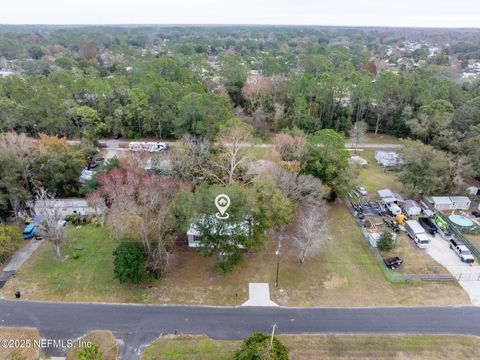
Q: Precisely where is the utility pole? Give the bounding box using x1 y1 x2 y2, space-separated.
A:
275 240 281 288
270 323 277 347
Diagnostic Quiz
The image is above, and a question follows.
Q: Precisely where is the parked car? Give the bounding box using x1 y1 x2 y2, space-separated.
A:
357 186 368 196
449 239 475 264
386 202 402 216
472 211 480 218
95 157 105 163
384 256 403 269
418 217 438 235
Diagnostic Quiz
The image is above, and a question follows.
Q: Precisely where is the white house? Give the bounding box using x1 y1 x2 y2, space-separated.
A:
402 200 422 217
449 196 471 211
424 196 471 211
186 216 251 248
34 198 105 219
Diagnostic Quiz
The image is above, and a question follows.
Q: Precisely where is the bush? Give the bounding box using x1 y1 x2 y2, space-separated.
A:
0 224 23 262
234 333 289 360
77 342 104 360
213 252 242 274
112 240 146 284
378 231 395 252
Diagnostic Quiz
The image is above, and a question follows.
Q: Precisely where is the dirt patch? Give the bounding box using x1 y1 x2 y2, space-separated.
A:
323 273 348 290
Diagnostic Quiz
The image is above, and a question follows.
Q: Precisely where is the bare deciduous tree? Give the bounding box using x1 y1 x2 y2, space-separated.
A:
35 189 68 259
272 132 306 161
270 167 326 206
96 169 188 277
211 125 253 185
350 121 367 150
167 135 212 185
294 204 330 264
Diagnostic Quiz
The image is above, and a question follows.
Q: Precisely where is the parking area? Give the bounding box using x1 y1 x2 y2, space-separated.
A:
426 233 480 305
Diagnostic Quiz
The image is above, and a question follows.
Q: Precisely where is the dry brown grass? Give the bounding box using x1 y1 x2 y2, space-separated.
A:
140 334 480 360
282 334 480 360
66 330 118 360
0 327 41 360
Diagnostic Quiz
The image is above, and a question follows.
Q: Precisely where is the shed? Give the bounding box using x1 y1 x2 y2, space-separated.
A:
378 189 404 204
349 156 368 168
467 186 479 196
450 196 471 211
402 200 422 217
426 196 453 211
375 151 404 169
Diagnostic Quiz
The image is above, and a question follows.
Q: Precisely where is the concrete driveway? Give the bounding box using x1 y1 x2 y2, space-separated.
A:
426 234 480 305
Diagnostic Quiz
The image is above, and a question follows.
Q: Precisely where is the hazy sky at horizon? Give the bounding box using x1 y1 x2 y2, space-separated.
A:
1 0 479 28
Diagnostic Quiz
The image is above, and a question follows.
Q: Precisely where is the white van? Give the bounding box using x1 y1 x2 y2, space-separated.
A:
414 233 430 249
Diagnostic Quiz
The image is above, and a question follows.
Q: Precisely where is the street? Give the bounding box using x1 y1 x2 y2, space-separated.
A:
1 300 480 358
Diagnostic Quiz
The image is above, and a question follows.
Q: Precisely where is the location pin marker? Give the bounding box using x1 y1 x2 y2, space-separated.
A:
215 194 231 219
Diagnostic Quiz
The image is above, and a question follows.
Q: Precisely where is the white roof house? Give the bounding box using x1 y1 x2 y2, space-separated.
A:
187 216 251 248
402 200 422 217
424 196 471 211
450 196 471 211
378 189 404 204
34 198 105 218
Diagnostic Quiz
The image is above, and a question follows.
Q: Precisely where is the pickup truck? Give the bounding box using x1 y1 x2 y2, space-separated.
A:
449 239 475 264
384 256 403 269
386 202 402 216
418 217 438 235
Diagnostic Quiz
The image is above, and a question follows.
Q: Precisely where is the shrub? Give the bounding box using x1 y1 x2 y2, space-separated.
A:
112 240 146 284
234 333 289 360
378 231 395 252
77 342 104 360
0 224 23 262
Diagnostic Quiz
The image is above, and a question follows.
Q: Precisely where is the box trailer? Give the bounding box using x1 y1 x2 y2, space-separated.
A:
405 220 430 248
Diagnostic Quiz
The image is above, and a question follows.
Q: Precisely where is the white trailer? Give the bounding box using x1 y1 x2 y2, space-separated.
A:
128 141 168 152
405 220 430 248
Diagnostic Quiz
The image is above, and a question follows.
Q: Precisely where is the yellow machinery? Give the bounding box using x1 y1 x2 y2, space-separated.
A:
396 214 407 225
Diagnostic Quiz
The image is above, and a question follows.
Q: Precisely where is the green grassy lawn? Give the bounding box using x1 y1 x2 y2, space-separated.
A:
1 225 151 302
141 334 480 360
356 149 404 195
346 133 403 145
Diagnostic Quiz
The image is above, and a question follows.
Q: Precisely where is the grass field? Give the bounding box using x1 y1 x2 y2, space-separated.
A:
356 149 404 194
1 203 467 307
346 133 403 145
140 334 480 360
0 225 149 303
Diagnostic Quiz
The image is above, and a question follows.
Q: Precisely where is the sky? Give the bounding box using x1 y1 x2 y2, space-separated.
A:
1 0 480 28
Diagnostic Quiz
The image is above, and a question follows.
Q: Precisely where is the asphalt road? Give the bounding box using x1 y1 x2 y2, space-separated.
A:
1 300 480 359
